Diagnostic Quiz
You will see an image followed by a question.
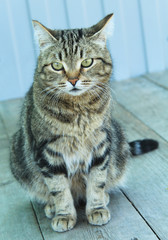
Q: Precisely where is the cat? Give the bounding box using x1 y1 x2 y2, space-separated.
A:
10 14 158 232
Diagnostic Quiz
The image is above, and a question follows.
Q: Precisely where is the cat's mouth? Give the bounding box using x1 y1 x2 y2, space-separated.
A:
68 87 84 96
70 88 81 92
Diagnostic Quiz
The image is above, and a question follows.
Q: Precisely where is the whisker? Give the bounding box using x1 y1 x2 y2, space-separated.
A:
40 86 58 104
40 86 53 94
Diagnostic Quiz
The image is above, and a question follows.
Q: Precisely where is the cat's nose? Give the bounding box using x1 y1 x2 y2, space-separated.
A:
68 77 79 86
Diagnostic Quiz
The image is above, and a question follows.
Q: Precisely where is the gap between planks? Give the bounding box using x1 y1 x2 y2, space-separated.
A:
31 201 45 240
120 189 161 240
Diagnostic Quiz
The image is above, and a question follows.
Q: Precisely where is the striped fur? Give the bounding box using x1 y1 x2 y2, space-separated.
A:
10 14 157 232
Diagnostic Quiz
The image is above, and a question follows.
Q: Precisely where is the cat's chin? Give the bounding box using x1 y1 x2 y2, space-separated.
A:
67 88 85 96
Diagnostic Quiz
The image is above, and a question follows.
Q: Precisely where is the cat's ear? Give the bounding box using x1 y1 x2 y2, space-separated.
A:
87 13 114 46
32 20 56 50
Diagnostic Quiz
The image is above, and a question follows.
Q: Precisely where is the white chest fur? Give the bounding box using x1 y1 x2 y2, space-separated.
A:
63 148 93 176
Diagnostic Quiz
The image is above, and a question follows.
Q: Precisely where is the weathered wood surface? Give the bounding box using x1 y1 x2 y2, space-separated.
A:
113 104 168 240
111 77 168 141
144 70 168 89
0 115 9 150
32 190 159 240
0 144 43 240
1 72 168 239
0 98 23 137
0 182 43 240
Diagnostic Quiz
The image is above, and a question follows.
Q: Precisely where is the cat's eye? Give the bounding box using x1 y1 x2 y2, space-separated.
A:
81 58 93 68
51 62 64 71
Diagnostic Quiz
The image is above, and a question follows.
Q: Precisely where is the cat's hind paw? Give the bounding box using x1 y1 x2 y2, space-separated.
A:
87 207 111 226
51 214 76 232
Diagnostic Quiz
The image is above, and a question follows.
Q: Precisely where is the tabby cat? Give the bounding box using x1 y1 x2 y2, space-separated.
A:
10 14 158 232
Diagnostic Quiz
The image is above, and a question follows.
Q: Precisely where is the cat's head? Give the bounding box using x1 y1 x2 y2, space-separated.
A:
33 14 114 98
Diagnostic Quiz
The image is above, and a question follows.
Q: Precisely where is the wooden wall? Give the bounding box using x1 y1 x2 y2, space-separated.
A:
1 0 168 100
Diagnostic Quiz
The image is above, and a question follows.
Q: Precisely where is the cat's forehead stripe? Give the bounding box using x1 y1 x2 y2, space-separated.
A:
59 52 62 61
56 30 84 59
80 49 83 59
60 29 83 41
74 45 78 55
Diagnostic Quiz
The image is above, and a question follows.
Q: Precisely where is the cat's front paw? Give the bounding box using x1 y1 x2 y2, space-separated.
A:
87 207 111 226
105 192 110 206
51 214 76 232
44 203 55 219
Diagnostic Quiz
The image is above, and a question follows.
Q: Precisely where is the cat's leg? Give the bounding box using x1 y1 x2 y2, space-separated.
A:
43 175 77 232
44 195 55 219
85 127 112 226
86 166 111 226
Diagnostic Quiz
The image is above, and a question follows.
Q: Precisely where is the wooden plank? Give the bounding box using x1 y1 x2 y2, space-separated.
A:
113 103 168 240
33 190 158 240
0 182 43 240
0 148 13 186
0 114 9 149
111 77 168 141
144 70 168 90
0 115 7 140
0 116 43 239
0 137 9 151
0 98 23 137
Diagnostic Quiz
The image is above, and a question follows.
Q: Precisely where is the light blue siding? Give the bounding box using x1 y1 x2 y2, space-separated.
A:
0 0 35 100
0 0 168 101
103 0 147 80
29 0 68 29
66 0 103 28
160 0 168 68
139 0 165 72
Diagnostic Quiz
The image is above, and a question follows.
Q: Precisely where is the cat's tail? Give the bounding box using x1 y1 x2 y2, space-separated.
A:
129 139 159 156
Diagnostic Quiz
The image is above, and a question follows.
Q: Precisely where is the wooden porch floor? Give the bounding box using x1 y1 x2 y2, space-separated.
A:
0 71 168 240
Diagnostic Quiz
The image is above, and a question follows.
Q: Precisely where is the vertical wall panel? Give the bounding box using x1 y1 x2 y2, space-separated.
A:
65 0 86 28
158 0 168 68
28 0 53 26
66 0 103 28
44 0 68 29
103 0 131 80
28 0 68 29
0 0 35 101
6 0 36 91
28 0 68 56
103 0 146 80
121 0 147 76
80 0 103 27
0 0 21 100
139 0 165 72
